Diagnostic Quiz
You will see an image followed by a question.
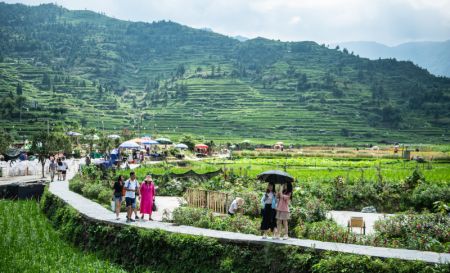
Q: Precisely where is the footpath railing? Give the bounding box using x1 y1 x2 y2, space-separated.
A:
184 188 231 214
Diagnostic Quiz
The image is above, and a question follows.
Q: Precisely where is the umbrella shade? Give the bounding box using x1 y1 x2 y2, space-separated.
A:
175 143 188 149
141 138 158 145
119 141 140 149
107 134 121 139
195 144 208 149
66 131 82 136
257 170 294 184
156 138 172 144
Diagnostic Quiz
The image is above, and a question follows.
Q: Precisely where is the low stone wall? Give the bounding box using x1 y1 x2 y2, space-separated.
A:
0 181 46 200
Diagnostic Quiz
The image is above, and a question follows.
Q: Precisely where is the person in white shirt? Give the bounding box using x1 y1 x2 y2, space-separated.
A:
228 197 244 216
124 171 140 223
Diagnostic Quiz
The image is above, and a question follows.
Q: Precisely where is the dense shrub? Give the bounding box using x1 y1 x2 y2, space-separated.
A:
68 176 84 193
311 253 449 273
171 207 260 235
374 213 450 252
411 183 450 211
81 183 104 200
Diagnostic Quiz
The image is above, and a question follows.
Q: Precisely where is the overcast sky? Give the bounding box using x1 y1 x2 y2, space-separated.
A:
4 0 450 45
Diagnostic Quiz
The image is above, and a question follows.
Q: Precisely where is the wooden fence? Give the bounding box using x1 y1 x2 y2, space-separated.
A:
184 188 231 214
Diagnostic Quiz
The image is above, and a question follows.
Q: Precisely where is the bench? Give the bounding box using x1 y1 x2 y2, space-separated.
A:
347 216 366 235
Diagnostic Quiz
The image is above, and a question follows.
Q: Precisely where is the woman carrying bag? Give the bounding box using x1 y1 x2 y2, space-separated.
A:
140 175 156 221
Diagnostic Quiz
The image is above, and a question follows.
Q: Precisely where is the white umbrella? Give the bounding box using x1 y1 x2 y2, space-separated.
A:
175 143 188 149
107 134 121 139
119 141 140 149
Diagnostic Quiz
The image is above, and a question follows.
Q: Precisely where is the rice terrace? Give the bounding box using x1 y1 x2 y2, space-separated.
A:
0 1 450 272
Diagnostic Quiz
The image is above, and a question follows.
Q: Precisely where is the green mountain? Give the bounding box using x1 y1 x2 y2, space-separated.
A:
335 41 450 77
1 2 449 144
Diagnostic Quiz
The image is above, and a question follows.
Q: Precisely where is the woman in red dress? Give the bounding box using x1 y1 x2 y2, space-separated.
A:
140 175 156 220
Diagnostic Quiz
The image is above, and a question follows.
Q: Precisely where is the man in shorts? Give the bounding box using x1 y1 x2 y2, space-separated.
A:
125 171 140 223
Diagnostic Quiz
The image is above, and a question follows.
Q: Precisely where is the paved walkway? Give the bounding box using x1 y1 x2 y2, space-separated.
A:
44 159 450 264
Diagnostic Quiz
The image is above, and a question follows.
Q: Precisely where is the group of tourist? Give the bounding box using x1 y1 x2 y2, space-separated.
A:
48 156 69 182
113 170 292 240
112 171 156 223
260 182 292 239
228 182 293 240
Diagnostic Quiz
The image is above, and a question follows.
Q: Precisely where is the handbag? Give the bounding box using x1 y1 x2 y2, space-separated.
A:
152 200 157 212
111 198 116 211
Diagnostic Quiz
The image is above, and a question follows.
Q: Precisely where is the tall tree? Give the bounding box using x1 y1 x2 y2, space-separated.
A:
0 130 12 154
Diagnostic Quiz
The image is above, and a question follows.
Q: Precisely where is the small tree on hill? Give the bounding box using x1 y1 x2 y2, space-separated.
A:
0 130 12 154
179 135 195 151
16 83 23 95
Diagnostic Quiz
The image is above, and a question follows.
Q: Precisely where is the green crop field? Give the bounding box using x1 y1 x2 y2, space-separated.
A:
0 200 127 273
121 156 450 185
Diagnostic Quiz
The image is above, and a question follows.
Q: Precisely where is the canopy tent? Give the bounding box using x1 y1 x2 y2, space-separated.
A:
119 141 140 149
175 143 188 149
66 131 82 136
195 144 208 149
130 137 142 143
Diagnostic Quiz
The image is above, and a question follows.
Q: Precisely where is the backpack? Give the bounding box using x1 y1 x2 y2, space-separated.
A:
121 182 126 196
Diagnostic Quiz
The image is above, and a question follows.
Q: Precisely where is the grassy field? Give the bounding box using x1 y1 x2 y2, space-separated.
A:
0 200 128 273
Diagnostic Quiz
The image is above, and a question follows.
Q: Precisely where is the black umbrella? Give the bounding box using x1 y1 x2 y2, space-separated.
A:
257 170 294 184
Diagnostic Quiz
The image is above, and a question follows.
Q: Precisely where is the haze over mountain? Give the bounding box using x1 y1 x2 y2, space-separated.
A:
0 2 449 144
335 41 450 77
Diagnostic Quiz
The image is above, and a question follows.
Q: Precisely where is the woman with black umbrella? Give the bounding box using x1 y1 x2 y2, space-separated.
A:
260 182 277 239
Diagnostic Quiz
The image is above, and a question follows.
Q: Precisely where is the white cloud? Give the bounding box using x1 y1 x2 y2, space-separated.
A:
289 16 301 25
3 0 450 45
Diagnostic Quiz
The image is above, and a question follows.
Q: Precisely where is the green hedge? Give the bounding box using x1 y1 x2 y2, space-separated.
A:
40 191 450 273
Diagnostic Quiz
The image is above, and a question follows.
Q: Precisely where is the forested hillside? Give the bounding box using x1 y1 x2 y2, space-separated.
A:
336 41 450 77
1 2 449 144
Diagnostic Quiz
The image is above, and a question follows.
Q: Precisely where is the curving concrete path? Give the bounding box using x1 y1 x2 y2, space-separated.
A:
47 159 450 264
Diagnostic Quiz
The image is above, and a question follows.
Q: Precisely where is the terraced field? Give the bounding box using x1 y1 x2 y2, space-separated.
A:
1 3 449 144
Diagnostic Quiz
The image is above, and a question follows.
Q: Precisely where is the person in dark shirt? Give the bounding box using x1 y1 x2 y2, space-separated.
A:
112 175 124 220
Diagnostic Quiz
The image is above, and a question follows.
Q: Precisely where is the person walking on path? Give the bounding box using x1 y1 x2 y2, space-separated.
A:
56 158 63 181
85 155 91 166
125 171 139 222
274 182 293 240
112 175 125 220
61 158 69 181
260 182 277 239
139 175 156 221
49 158 57 182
